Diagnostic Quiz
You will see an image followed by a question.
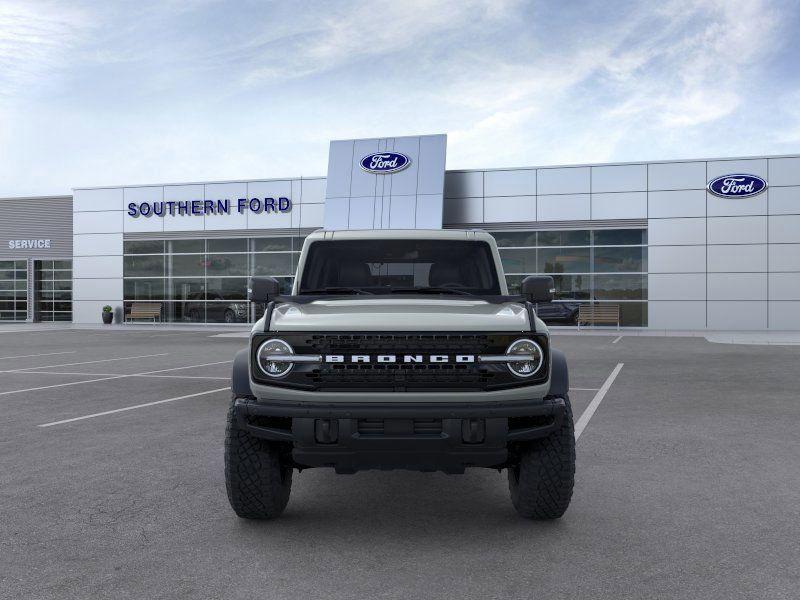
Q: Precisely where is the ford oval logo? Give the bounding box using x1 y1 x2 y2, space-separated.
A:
707 174 767 198
360 152 411 174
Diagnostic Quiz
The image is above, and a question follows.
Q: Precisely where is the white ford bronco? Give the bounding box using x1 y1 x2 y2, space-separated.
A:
226 229 575 519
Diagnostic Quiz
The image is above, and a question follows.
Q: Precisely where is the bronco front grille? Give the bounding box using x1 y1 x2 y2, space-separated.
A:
251 332 549 391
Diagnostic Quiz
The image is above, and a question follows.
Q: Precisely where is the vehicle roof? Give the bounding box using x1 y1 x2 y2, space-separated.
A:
303 229 496 242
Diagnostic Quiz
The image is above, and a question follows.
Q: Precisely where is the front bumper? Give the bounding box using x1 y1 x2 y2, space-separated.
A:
233 396 566 474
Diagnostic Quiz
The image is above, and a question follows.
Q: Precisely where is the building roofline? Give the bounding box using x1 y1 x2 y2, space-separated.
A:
445 152 800 174
66 151 800 192
72 175 326 192
0 195 72 201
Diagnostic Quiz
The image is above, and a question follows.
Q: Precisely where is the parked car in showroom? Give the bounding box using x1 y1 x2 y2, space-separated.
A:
534 301 580 325
185 291 248 323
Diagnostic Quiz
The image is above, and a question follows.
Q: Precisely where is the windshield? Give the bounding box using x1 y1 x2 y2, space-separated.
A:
298 239 502 295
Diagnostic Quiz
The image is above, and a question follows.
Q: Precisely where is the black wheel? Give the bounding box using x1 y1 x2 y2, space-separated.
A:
225 398 292 519
508 396 575 519
224 309 235 323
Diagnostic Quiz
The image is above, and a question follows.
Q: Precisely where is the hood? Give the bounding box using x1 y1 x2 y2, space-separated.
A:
269 298 532 332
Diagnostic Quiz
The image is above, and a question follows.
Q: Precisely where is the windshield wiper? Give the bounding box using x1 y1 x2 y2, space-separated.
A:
389 286 475 297
299 287 374 295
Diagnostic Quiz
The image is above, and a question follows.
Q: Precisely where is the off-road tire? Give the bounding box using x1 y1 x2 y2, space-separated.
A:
508 395 575 519
225 398 292 519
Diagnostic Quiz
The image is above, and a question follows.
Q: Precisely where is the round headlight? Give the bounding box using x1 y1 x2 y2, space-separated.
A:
506 338 544 378
256 338 294 378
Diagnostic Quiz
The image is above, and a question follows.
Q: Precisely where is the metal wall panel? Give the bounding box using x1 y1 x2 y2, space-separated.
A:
204 182 248 231
707 190 768 217
649 301 706 329
648 217 706 246
73 187 124 212
483 169 535 197
707 301 767 330
769 215 800 243
707 244 767 273
0 196 73 259
483 196 536 223
707 273 768 301
769 301 800 329
648 246 706 273
769 157 800 187
537 167 590 195
647 161 706 191
769 244 800 271
591 164 647 193
325 134 446 230
591 192 647 220
649 273 706 301
707 158 768 181
770 273 800 300
769 186 800 215
648 190 706 219
537 194 590 221
445 171 483 198
707 216 767 245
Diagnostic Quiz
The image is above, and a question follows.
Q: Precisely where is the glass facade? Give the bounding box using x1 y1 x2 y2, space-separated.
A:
122 229 646 326
494 228 648 326
35 260 73 322
122 237 304 323
0 260 28 321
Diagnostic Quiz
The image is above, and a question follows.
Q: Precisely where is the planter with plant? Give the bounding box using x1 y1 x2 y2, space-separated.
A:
102 305 113 324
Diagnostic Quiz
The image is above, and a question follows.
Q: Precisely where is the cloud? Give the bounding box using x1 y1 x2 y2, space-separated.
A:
445 0 785 167
240 0 518 85
0 0 796 196
0 1 89 99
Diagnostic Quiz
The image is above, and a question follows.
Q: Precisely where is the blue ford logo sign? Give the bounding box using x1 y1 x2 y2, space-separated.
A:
707 174 767 198
360 152 411 174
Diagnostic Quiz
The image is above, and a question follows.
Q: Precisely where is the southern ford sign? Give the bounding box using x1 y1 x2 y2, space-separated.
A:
707 174 767 198
360 152 411 174
127 197 291 218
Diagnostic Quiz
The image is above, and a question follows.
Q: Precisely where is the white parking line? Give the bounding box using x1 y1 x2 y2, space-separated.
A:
570 387 600 391
0 351 77 360
611 335 623 344
0 360 233 397
6 370 230 380
38 387 231 427
574 363 624 441
0 353 170 373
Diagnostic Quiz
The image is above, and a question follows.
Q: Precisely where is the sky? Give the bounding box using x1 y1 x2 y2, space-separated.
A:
0 0 799 197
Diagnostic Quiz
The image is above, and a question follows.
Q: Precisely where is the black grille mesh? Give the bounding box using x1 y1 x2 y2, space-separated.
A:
300 334 499 389
252 332 548 391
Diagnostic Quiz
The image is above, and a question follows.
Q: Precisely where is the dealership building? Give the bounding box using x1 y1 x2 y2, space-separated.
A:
1 133 799 330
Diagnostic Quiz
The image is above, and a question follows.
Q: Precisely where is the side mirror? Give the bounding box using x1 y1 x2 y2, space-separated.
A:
521 275 555 303
248 276 281 303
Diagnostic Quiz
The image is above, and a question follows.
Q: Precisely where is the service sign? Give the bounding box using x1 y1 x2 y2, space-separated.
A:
360 152 411 174
707 174 767 198
8 239 51 249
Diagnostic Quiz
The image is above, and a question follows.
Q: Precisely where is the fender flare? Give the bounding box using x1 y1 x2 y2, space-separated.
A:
549 348 569 398
231 347 253 398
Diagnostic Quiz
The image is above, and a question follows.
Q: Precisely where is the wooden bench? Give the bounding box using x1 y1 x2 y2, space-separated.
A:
125 302 162 323
577 304 620 330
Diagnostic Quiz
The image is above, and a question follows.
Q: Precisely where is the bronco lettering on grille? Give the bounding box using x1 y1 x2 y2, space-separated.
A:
323 354 476 364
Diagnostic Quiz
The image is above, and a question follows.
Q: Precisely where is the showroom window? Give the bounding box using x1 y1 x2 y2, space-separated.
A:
494 229 648 326
0 260 28 321
122 236 304 324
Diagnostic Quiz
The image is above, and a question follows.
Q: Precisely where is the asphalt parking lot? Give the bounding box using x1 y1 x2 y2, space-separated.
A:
1 327 798 599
